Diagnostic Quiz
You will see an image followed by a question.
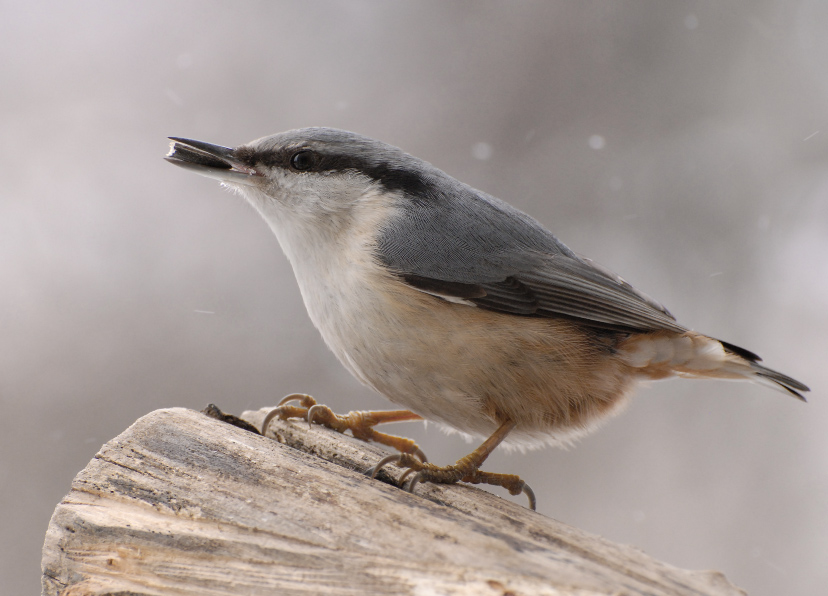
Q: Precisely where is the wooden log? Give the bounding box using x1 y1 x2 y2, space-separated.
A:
41 407 745 596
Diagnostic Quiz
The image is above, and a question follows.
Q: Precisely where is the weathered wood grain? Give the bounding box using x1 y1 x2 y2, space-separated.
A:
41 407 745 596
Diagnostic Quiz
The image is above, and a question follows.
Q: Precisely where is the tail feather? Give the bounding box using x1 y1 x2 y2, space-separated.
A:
717 339 761 363
740 359 809 401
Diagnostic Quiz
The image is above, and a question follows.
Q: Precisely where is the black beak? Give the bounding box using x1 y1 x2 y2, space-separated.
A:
165 137 261 185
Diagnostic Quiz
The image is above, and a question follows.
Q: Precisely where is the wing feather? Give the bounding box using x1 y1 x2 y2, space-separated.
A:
376 174 685 333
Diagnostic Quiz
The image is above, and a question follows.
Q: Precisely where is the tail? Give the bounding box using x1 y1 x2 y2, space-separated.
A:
718 340 810 401
620 331 810 401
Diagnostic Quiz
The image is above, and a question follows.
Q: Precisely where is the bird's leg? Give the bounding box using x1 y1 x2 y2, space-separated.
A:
262 393 427 462
368 419 536 510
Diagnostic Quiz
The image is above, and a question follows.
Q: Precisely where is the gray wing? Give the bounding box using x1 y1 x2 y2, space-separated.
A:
376 181 685 334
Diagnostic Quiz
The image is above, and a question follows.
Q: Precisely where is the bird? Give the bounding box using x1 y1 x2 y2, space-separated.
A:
166 127 809 509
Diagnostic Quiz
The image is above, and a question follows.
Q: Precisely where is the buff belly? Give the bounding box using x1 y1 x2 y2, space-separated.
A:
303 269 638 449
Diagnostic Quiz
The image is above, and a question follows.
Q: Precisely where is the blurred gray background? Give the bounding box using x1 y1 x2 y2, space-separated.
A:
3 2 827 595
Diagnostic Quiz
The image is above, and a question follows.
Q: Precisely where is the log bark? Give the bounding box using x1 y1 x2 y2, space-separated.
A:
41 406 745 596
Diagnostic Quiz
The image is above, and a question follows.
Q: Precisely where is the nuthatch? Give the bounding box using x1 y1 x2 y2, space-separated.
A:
166 128 809 509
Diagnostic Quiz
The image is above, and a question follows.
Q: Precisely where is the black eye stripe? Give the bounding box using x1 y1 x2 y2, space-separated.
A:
237 147 433 198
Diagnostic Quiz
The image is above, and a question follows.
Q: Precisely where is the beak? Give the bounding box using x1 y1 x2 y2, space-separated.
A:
165 137 262 186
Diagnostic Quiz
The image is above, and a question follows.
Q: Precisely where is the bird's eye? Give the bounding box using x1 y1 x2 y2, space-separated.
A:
290 150 316 171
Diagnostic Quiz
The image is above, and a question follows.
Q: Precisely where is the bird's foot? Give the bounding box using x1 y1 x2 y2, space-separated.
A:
367 420 536 510
262 393 427 462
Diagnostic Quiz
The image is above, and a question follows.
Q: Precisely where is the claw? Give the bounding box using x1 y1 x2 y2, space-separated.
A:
278 392 313 407
260 408 278 436
406 472 423 494
522 483 537 511
261 393 316 435
306 404 326 429
411 446 428 464
398 467 417 485
367 453 404 479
